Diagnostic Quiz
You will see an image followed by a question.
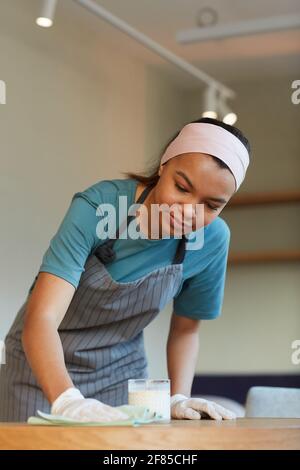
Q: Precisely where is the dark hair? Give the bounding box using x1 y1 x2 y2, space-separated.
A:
123 117 251 187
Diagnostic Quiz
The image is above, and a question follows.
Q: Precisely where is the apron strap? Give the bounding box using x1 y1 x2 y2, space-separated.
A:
173 236 186 265
93 182 186 265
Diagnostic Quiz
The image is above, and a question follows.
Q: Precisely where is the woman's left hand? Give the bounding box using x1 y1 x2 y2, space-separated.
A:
170 394 236 420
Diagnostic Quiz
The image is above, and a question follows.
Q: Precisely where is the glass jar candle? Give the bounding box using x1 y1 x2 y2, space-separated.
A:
128 379 171 423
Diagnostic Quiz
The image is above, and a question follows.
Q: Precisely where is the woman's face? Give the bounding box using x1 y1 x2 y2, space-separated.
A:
145 152 236 237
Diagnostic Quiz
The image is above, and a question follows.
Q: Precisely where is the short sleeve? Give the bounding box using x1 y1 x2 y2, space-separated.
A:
38 195 100 289
173 222 231 320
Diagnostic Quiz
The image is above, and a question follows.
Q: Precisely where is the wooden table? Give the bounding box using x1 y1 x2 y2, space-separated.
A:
0 418 300 450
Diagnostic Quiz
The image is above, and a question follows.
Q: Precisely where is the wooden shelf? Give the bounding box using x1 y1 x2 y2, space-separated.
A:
226 190 300 208
228 250 300 264
224 190 300 263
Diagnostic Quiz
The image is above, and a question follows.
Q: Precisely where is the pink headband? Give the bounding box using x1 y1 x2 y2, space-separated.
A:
160 122 250 192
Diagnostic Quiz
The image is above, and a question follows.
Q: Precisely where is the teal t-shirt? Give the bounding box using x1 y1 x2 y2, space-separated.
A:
38 178 231 320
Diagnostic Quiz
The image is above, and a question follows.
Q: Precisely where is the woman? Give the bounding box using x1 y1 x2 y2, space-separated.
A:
0 117 250 422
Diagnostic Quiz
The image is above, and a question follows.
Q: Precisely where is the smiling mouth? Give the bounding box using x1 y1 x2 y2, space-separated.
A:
169 213 193 229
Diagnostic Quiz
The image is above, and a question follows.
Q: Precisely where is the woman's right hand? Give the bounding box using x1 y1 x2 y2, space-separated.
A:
51 387 129 422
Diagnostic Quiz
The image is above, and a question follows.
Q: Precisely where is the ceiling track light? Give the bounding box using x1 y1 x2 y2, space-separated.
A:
202 86 237 124
202 85 218 119
218 93 237 125
36 0 58 28
176 13 300 44
35 0 237 116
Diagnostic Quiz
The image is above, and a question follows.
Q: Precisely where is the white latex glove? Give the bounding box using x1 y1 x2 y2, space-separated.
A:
171 394 236 421
51 387 129 423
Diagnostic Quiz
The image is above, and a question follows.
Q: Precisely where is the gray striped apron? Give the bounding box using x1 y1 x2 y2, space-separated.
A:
0 184 186 422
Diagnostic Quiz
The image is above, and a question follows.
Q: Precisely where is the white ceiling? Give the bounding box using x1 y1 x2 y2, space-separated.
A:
30 0 300 88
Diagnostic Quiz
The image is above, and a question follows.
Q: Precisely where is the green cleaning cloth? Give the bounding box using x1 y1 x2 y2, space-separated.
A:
27 405 164 427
